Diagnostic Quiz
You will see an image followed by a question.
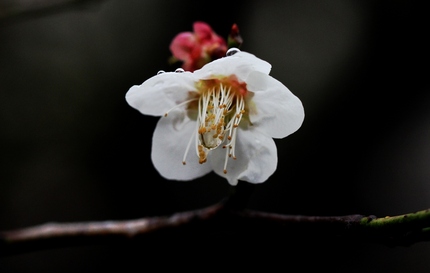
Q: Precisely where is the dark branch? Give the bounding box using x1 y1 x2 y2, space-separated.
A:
0 201 224 256
2 201 430 256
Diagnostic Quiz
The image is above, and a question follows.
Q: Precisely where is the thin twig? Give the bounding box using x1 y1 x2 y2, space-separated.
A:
0 201 224 256
2 203 430 256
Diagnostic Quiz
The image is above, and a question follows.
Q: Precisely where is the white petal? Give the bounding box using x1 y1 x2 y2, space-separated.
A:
125 71 196 117
210 128 278 185
151 112 212 180
247 71 305 139
194 51 271 81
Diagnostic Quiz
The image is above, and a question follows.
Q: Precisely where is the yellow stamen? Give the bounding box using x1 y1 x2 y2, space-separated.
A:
181 75 249 175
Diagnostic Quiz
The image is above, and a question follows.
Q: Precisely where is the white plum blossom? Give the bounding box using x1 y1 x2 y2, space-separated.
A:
126 49 304 186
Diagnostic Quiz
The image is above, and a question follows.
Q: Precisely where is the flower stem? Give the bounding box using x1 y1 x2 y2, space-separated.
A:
224 181 255 210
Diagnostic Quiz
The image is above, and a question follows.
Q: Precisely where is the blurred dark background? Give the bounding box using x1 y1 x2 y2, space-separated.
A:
1 0 429 271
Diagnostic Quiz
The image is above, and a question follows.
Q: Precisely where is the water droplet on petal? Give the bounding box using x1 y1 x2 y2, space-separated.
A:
157 70 165 75
226 48 240 56
175 68 185 73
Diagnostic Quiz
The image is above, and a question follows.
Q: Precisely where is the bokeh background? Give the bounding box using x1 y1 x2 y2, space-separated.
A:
1 0 429 271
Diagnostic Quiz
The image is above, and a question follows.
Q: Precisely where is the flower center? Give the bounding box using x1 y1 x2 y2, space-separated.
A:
190 75 248 174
